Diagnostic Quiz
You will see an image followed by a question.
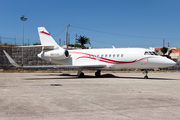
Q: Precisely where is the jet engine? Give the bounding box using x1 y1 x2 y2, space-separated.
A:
42 49 69 60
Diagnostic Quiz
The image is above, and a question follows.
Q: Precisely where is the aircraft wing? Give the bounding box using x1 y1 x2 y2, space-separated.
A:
3 50 20 67
22 65 106 69
3 50 106 69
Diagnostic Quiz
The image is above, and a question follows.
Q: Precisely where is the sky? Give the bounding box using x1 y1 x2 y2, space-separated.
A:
0 0 180 48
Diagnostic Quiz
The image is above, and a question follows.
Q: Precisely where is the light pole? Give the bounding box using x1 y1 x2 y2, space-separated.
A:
66 24 70 49
20 15 28 71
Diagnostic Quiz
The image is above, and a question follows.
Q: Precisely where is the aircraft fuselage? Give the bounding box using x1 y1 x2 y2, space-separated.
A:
42 48 175 70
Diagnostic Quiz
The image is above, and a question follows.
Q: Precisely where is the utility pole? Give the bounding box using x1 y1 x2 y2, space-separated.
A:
15 37 16 45
75 34 77 49
20 15 28 71
59 39 61 46
163 39 165 47
66 24 70 49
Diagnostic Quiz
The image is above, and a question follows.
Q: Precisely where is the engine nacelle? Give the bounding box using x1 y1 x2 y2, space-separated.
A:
43 49 69 60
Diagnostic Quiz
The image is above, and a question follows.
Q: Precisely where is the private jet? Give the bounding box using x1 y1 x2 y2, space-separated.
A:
3 27 176 78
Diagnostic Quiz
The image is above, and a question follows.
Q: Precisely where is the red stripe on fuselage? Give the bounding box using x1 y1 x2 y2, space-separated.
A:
136 56 157 62
69 51 157 64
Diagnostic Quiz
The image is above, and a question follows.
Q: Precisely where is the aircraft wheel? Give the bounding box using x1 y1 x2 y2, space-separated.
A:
78 72 84 78
95 71 101 77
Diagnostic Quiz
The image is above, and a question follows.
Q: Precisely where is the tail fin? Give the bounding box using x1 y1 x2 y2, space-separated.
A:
38 27 62 49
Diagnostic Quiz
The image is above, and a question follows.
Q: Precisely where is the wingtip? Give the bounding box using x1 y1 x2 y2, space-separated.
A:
3 50 21 67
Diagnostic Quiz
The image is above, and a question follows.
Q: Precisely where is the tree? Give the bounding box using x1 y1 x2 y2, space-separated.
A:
69 44 87 49
160 47 172 59
160 47 168 55
33 42 41 45
168 50 172 56
167 50 172 59
76 35 91 46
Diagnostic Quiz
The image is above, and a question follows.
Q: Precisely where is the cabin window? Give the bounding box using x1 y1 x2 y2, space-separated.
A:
121 54 124 57
109 54 111 57
101 54 104 57
117 54 119 57
113 54 115 57
89 55 94 57
105 54 107 57
93 55 95 58
97 55 99 57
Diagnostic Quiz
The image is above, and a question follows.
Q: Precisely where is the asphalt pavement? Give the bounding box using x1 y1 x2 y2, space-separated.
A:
0 72 180 120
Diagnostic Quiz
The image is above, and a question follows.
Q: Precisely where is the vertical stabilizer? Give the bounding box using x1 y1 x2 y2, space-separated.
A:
38 27 61 49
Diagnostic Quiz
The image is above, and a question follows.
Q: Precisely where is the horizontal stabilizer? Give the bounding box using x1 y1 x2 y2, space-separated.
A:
18 45 54 47
18 44 56 50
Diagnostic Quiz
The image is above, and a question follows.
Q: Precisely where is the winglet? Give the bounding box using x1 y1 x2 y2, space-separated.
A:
3 50 20 67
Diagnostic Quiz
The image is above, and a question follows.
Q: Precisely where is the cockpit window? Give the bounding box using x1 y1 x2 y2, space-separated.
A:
144 51 159 56
153 52 158 55
144 51 149 55
149 51 154 55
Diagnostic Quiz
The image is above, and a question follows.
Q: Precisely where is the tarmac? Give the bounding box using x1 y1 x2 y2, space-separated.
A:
0 72 180 120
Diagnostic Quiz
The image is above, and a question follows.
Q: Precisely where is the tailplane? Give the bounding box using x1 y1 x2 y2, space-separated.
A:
38 27 62 50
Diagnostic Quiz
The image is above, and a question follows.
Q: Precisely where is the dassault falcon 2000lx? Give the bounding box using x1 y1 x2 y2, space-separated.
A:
3 27 176 79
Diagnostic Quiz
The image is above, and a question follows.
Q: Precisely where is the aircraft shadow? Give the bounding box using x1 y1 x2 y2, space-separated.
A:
26 73 178 81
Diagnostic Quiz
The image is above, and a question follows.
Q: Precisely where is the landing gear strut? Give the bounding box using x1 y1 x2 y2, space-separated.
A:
143 69 148 79
77 68 84 78
95 70 101 77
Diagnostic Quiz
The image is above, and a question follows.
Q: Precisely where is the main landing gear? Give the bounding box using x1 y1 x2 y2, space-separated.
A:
78 72 84 78
77 68 84 78
143 69 148 79
95 70 101 77
77 68 101 78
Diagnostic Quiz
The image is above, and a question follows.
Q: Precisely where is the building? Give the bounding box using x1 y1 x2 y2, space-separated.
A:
171 48 180 62
150 47 180 62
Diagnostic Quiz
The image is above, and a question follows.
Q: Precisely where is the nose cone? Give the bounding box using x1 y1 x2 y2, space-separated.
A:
159 57 176 67
147 56 176 68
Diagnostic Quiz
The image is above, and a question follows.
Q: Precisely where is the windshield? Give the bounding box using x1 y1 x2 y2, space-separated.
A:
144 51 159 56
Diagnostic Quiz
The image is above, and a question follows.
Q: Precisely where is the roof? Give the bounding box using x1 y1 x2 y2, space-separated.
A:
172 49 180 53
152 47 180 53
153 47 162 50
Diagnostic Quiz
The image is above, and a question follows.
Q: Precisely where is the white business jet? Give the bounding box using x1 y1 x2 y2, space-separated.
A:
3 27 176 79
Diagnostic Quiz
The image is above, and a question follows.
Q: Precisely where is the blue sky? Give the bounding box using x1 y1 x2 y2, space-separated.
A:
0 0 180 48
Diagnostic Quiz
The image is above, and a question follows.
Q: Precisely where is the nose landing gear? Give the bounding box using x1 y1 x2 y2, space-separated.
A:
143 69 148 79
